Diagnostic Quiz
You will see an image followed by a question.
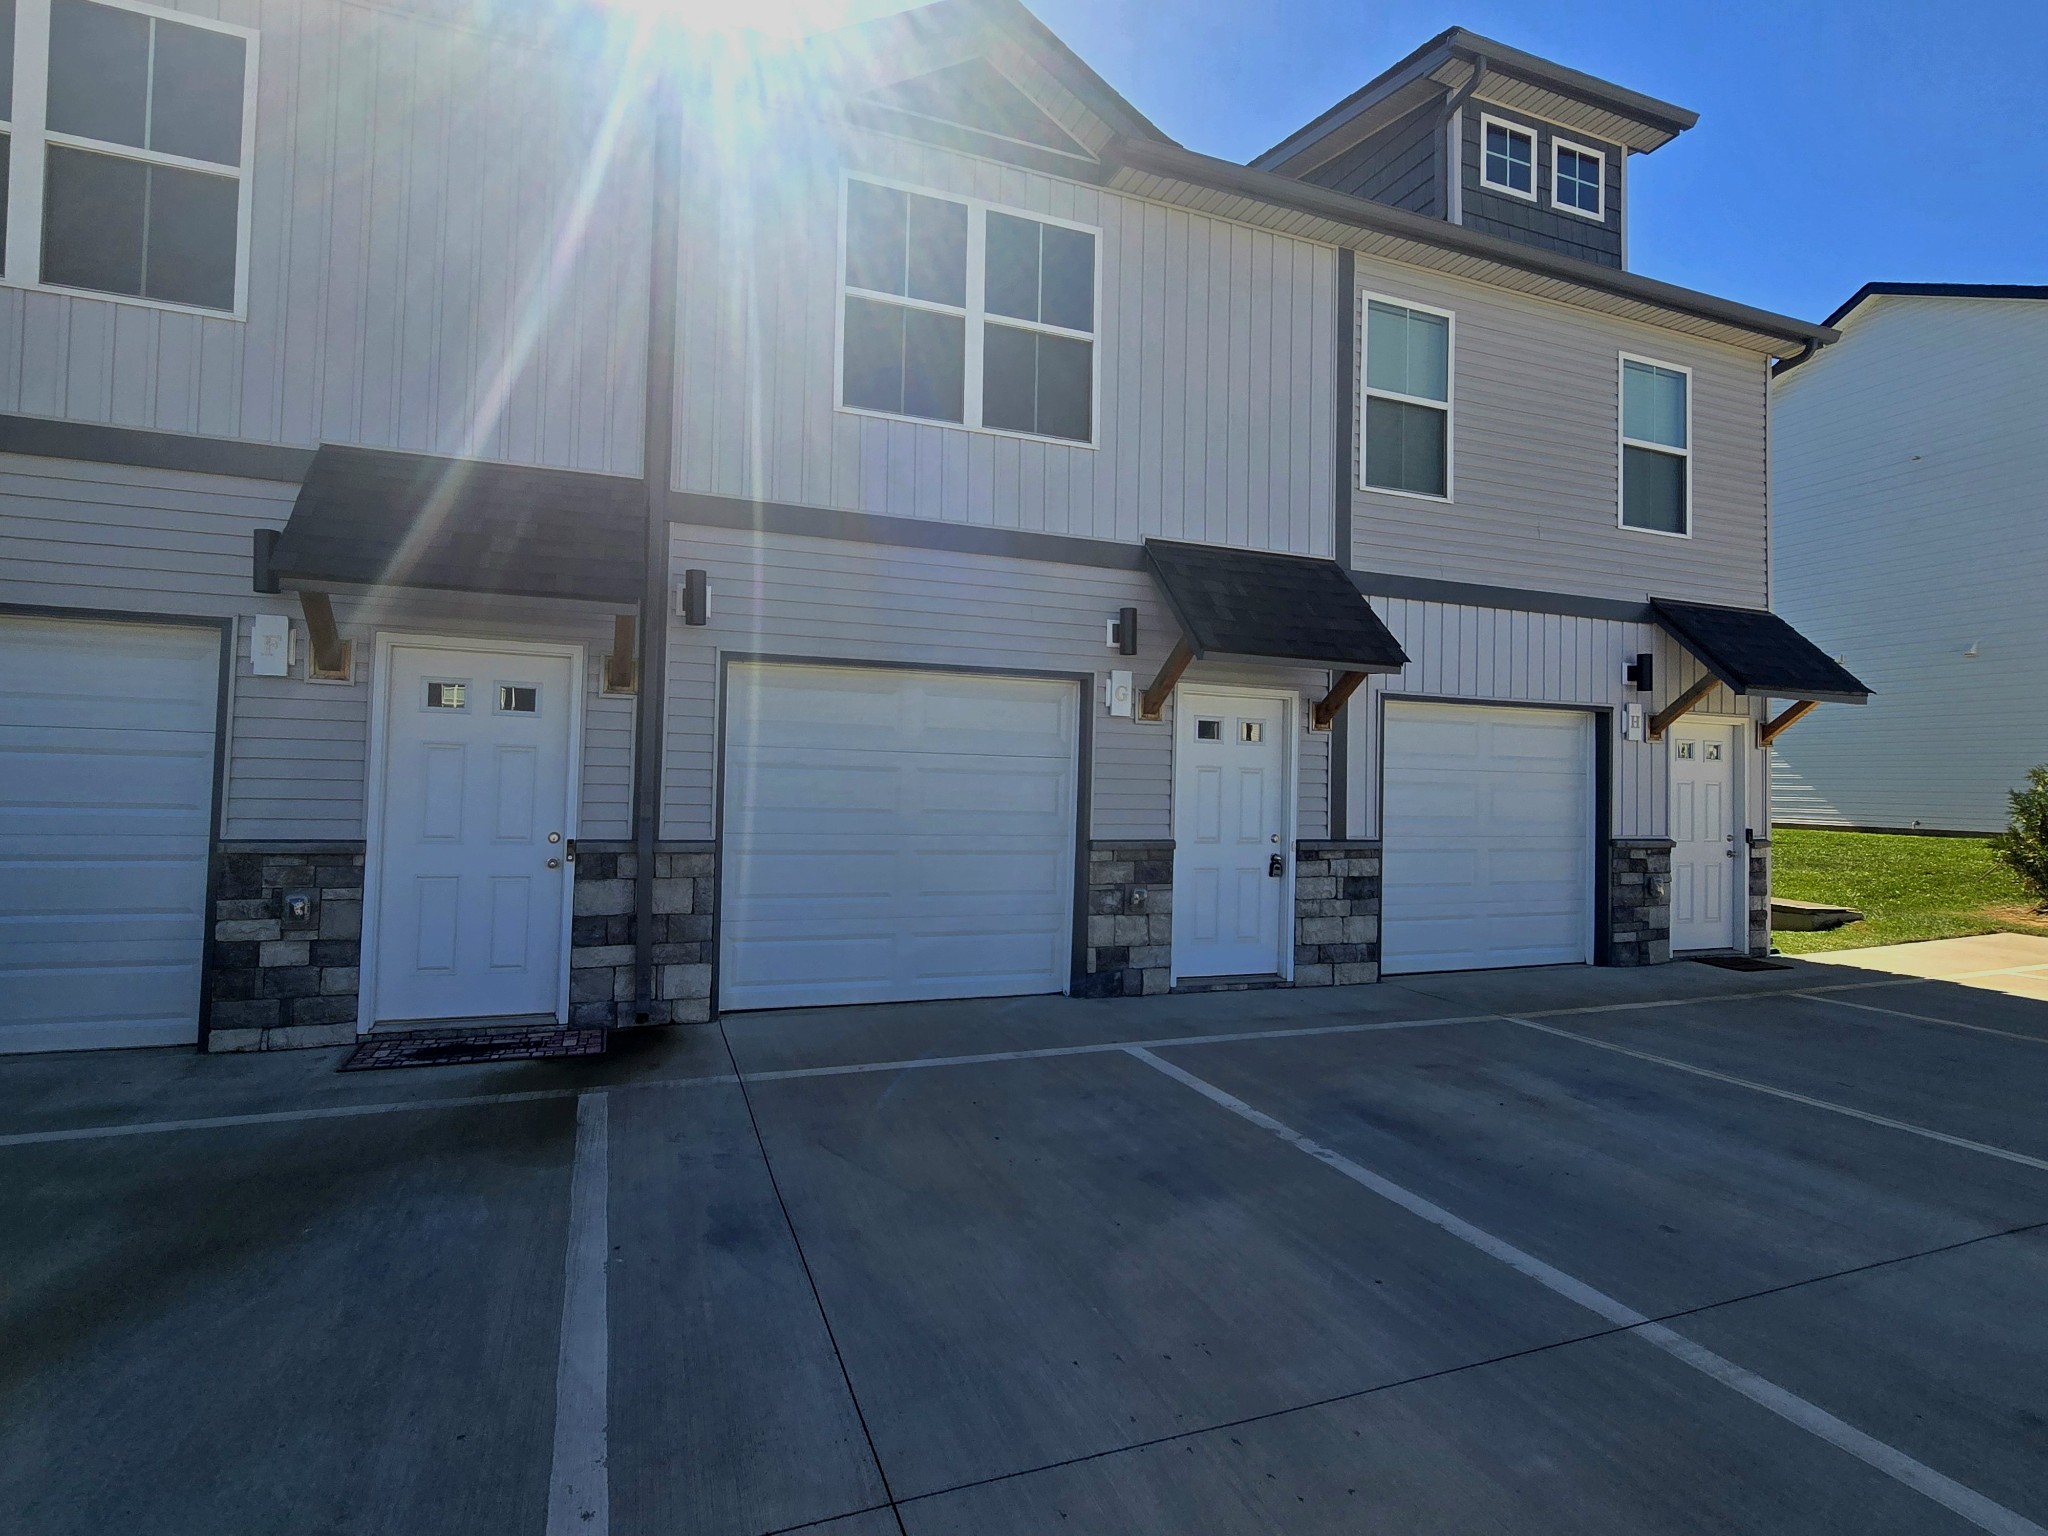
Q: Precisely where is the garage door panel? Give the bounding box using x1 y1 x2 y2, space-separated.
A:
721 664 1077 1011
0 616 219 1052
1383 702 1592 976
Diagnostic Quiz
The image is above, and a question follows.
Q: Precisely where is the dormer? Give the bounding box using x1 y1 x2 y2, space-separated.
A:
1251 28 1696 272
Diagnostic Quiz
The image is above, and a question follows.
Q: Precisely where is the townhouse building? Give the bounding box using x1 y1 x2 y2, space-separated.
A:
0 0 1865 1054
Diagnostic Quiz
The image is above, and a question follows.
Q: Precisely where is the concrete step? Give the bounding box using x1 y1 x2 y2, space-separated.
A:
1771 897 1864 932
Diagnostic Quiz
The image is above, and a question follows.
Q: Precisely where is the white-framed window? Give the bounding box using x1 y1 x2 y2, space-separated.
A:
1 0 258 317
1478 113 1535 201
1360 293 1452 500
1619 354 1691 536
1551 137 1605 220
837 174 1098 446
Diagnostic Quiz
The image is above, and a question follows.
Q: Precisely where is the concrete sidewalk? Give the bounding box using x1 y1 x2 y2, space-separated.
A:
1801 932 2048 1002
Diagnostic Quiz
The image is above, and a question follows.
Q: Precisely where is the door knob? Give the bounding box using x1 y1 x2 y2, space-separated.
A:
1268 853 1285 878
546 857 562 869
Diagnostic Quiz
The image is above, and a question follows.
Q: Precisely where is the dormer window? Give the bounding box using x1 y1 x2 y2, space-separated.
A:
1552 139 1605 219
1480 116 1535 199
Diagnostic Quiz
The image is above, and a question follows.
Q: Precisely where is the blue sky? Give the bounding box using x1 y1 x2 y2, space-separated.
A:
1014 0 2048 323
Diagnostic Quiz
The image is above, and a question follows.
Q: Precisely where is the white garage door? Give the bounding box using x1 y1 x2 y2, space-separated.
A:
1382 701 1593 975
0 615 221 1052
720 663 1078 1010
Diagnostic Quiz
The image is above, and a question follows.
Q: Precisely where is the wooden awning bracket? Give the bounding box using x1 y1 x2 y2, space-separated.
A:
297 589 353 682
1138 637 1194 722
1757 698 1820 748
602 614 638 695
1311 670 1368 732
1647 673 1716 740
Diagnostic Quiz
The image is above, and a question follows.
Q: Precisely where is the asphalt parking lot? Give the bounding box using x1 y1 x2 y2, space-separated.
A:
4 959 2046 1535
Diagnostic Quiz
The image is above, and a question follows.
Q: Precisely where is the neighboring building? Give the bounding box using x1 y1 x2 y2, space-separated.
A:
0 1 1864 1056
1772 284 2048 834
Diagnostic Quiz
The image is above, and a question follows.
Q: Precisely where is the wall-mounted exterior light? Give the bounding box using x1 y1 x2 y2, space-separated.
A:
677 568 709 627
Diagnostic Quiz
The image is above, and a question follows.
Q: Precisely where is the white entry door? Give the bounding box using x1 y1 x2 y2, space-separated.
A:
720 663 1078 1010
1382 701 1593 974
1670 720 1743 951
0 615 219 1053
1173 689 1291 979
369 642 579 1025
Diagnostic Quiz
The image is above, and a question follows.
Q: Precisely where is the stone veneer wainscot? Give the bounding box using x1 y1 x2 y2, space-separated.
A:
1079 841 1173 997
207 844 365 1052
1607 837 1673 965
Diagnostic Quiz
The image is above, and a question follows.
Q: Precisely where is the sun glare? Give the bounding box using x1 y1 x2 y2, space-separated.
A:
597 0 918 43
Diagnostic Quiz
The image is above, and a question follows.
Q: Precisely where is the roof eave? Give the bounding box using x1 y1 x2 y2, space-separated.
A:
1107 138 1836 357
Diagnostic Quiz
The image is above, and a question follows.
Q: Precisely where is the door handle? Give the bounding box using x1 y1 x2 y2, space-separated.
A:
1268 853 1285 878
546 857 562 870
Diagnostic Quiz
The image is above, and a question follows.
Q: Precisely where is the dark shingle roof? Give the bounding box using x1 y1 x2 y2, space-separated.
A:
1144 539 1409 671
270 445 643 604
1652 599 1870 703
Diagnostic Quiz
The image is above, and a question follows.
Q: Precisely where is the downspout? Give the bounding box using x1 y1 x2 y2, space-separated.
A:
1434 54 1488 221
632 66 684 1021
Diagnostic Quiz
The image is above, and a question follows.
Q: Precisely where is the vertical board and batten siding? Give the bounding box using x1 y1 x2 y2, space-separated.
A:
659 524 1331 842
0 0 649 475
0 452 631 839
225 590 634 840
1345 597 1766 841
1771 296 2048 832
1349 261 1769 607
673 123 1337 556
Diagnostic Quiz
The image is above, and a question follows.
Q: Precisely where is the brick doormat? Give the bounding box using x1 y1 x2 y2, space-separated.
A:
1689 955 1795 973
339 1027 607 1071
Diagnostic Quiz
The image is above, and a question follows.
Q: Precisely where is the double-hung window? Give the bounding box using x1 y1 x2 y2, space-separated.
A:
1551 138 1604 219
1620 356 1690 535
839 176 1096 445
2 0 256 314
1361 296 1451 499
1479 114 1535 200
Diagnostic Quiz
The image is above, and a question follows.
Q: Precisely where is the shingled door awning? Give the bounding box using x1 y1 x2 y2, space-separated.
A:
1649 598 1871 744
268 445 644 605
1140 539 1409 725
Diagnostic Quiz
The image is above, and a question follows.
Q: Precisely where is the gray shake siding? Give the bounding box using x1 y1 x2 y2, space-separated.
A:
1302 101 1441 215
657 523 1333 844
0 451 635 841
1347 260 1770 607
673 124 1337 557
1 0 650 476
1459 106 1624 269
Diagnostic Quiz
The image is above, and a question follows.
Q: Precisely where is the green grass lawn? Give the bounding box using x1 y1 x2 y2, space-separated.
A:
1770 827 2048 953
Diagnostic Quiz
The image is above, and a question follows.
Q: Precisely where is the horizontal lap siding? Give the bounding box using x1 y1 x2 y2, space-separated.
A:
0 0 649 476
660 525 1333 842
1348 263 1769 607
1771 297 2048 832
1345 598 1765 840
0 453 298 612
226 591 633 841
674 126 1335 556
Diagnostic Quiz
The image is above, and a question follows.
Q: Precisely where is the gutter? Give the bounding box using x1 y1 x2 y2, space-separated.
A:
1105 136 1837 355
1433 53 1486 221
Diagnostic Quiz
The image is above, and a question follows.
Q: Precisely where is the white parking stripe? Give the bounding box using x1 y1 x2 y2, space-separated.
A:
1805 993 2048 1046
1508 1017 2048 1175
1127 1046 2048 1536
743 1012 1496 1083
546 1092 610 1536
0 1075 738 1150
0 975 1961 1152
